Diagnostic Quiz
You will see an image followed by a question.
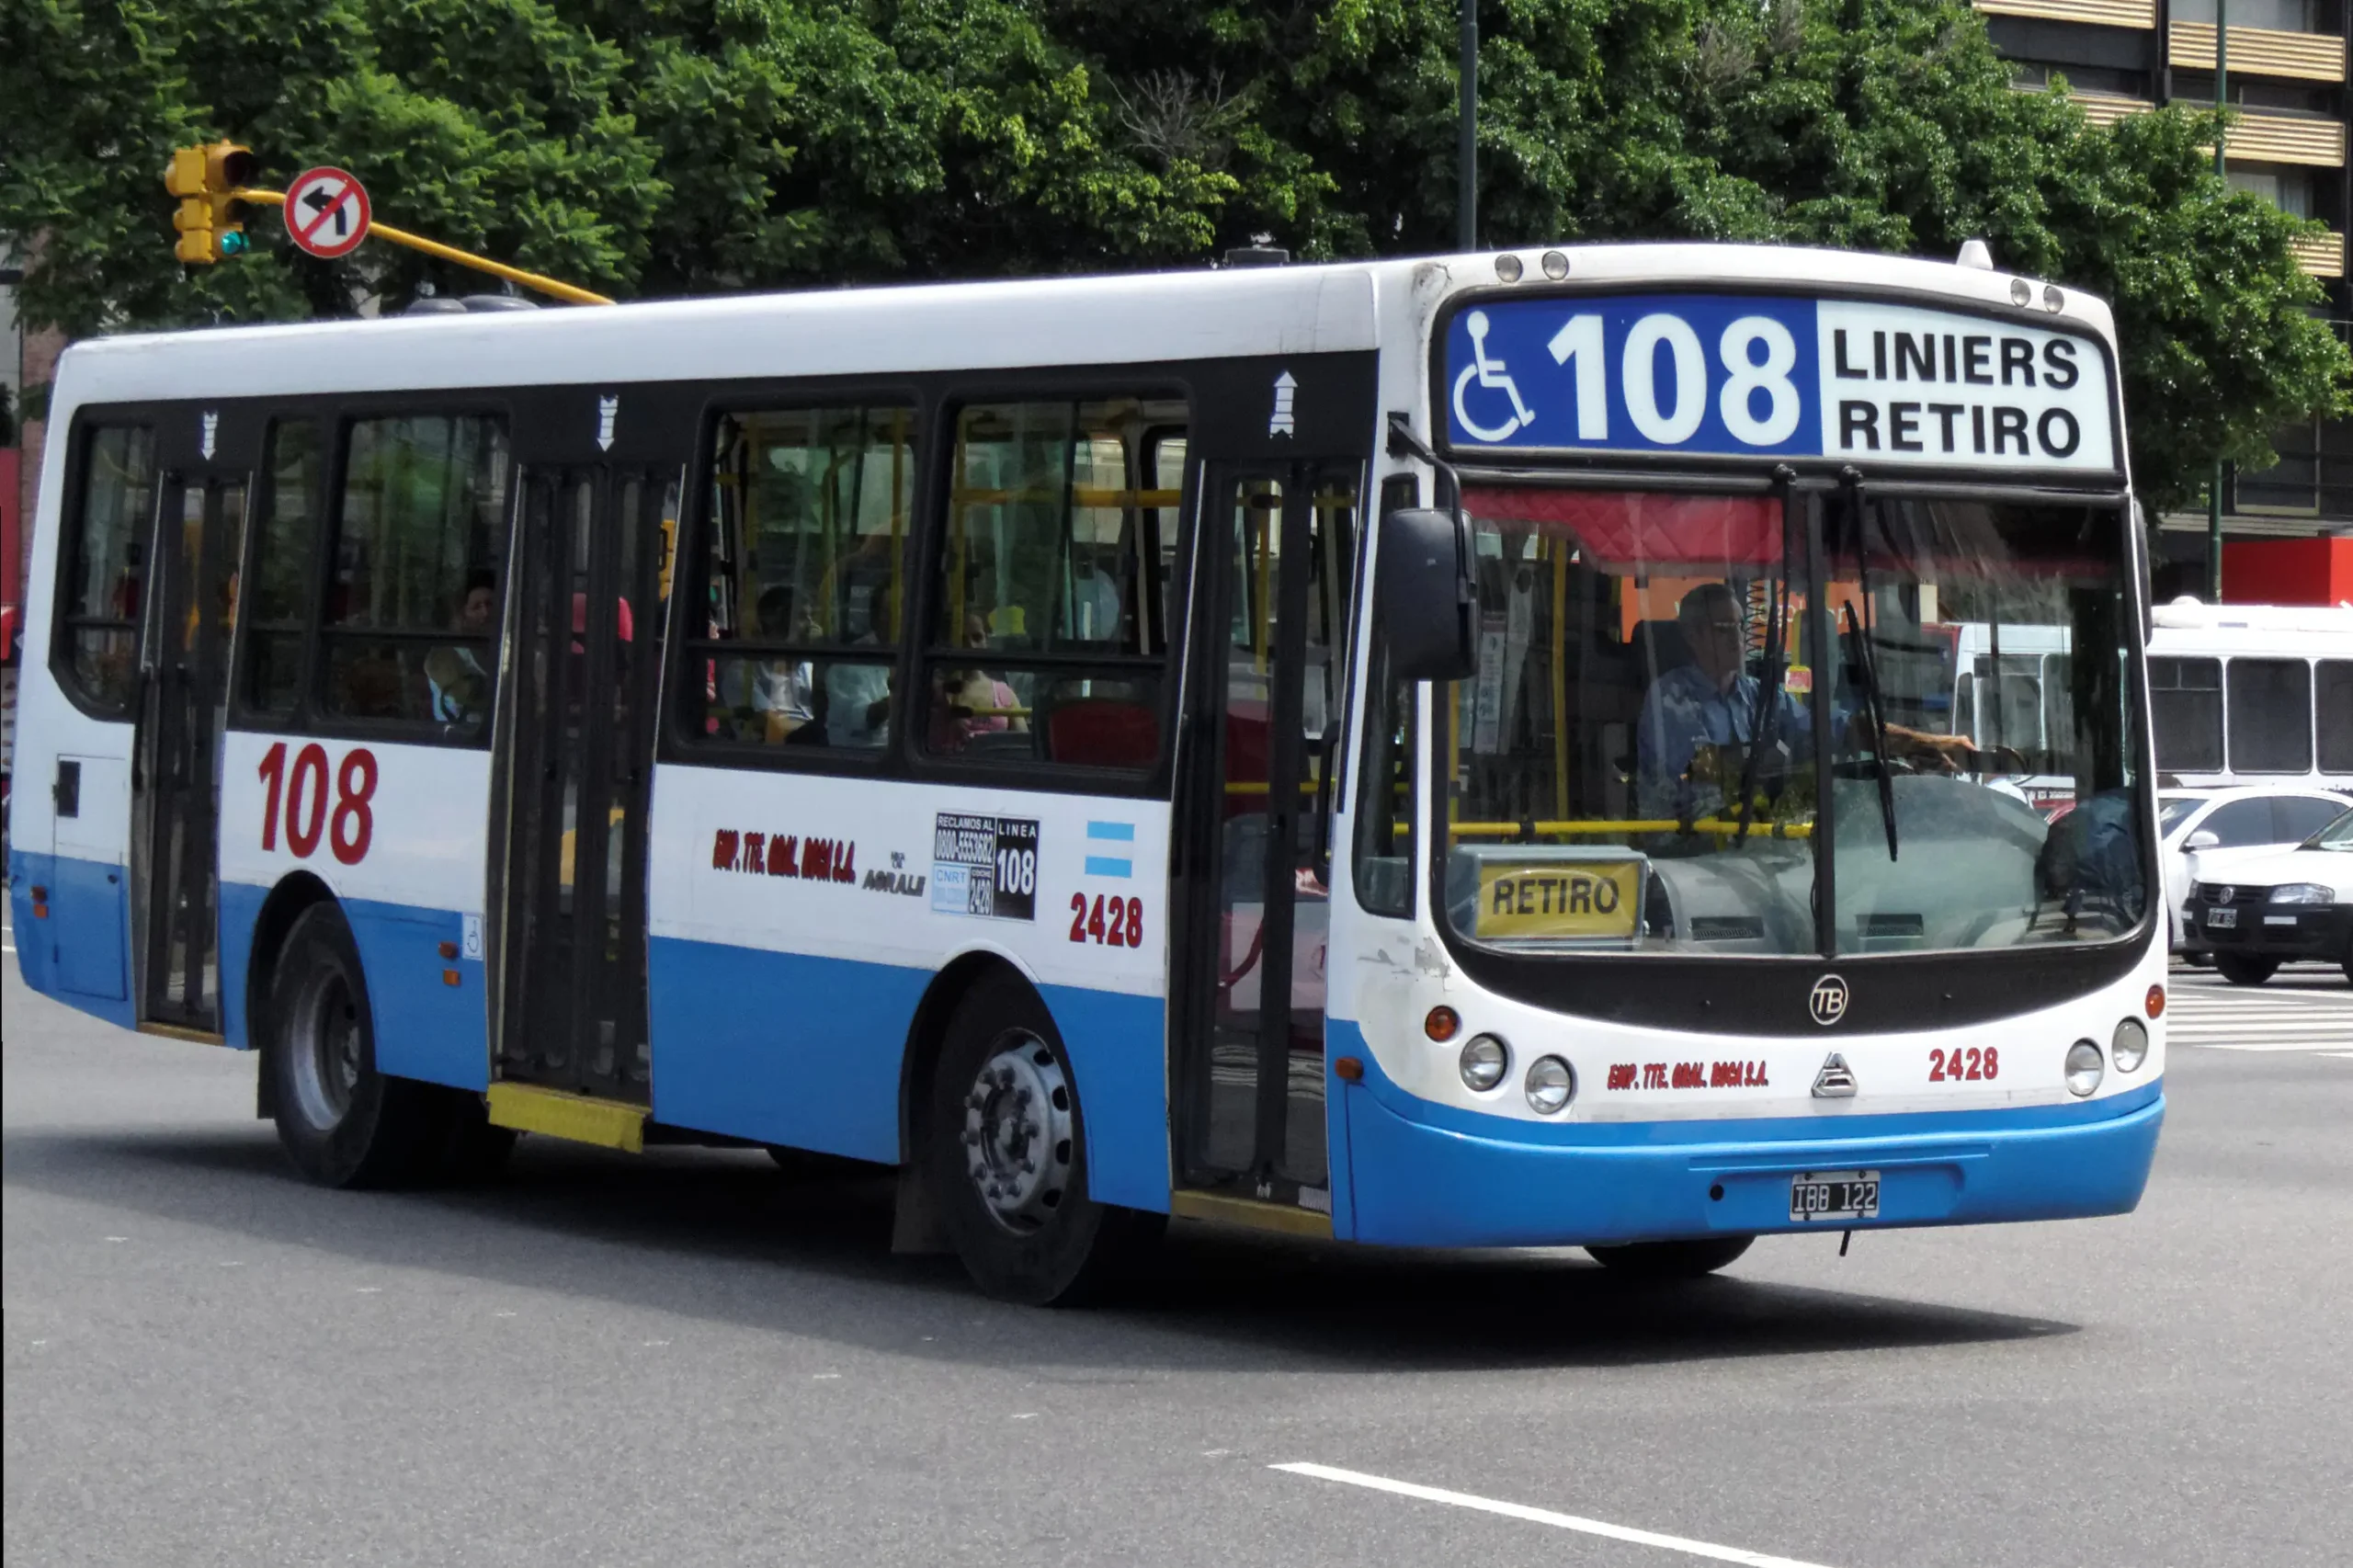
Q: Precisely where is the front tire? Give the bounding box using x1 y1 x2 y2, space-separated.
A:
2215 953 2279 986
922 971 1152 1304
1585 1235 1755 1278
265 903 454 1188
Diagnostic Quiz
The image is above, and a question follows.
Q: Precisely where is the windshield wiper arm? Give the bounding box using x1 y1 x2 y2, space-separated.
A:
1734 467 1799 847
1840 472 1899 862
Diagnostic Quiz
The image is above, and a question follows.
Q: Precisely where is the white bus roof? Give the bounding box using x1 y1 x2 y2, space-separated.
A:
2150 599 2353 638
49 243 2119 407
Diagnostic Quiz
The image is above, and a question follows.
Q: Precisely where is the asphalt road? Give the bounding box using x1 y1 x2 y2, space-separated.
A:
6 952 2350 1568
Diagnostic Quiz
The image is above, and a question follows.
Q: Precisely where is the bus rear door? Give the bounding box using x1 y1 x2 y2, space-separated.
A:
497 465 672 1104
135 416 249 1034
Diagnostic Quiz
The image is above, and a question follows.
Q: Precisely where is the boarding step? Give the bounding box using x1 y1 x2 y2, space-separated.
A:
485 1083 646 1153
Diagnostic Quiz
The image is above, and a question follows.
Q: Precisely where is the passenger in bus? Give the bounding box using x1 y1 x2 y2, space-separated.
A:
929 612 1027 753
426 571 497 723
749 585 816 743
1637 583 1975 822
826 580 895 748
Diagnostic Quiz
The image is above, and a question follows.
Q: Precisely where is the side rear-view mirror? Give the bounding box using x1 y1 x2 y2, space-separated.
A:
1378 506 1476 683
2183 829 2220 851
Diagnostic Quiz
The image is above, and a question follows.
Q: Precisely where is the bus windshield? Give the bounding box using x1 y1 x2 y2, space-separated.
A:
1439 487 2146 957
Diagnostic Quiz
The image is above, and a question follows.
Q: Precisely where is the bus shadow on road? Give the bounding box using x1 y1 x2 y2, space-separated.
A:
3 1126 2075 1372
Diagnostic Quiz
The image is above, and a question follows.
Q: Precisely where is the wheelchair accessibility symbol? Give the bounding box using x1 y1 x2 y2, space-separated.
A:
1452 310 1537 442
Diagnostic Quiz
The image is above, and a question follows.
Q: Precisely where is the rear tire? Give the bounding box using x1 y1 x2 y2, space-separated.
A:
264 903 452 1188
2215 953 2279 986
922 970 1154 1304
1585 1235 1755 1278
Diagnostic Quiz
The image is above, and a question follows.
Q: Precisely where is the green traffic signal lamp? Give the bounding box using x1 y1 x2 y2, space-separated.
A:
204 142 256 260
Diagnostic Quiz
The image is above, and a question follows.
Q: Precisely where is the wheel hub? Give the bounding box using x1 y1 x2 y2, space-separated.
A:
961 1034 1074 1233
288 968 361 1131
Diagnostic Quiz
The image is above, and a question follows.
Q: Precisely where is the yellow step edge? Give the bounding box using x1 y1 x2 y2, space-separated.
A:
138 1021 226 1045
1169 1188 1334 1239
486 1083 646 1153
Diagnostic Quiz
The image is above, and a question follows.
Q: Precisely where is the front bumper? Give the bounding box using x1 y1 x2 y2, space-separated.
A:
2181 902 2353 963
1336 1057 2165 1248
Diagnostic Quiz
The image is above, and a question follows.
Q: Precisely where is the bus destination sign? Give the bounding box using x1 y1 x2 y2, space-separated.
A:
1441 292 2117 472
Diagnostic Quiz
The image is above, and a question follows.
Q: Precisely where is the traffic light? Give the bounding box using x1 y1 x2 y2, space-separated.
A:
161 142 256 265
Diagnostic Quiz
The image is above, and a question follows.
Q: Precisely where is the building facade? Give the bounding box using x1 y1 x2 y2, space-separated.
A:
1977 0 2353 597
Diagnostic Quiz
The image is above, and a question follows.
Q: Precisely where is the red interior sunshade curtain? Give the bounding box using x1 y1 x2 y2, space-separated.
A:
1461 486 1781 571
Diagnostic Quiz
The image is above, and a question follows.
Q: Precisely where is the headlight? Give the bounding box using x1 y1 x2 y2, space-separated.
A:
2269 883 2335 905
1525 1055 1574 1115
2065 1040 2105 1097
2112 1017 2150 1074
1459 1034 1509 1092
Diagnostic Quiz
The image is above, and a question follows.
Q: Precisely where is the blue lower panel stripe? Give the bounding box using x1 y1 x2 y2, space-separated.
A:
648 939 926 1164
646 938 1170 1210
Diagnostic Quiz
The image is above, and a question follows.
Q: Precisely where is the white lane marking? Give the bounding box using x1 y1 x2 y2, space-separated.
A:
1272 1462 1841 1568
2322 1051 2353 1061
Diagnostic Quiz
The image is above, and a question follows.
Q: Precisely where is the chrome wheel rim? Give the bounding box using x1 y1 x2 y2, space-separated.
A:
288 962 362 1131
961 1033 1074 1234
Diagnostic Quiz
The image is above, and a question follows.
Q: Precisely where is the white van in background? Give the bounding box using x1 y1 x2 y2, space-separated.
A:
2147 600 2353 792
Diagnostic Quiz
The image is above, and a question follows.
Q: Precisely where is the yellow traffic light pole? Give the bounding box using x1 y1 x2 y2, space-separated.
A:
229 188 615 306
163 142 615 306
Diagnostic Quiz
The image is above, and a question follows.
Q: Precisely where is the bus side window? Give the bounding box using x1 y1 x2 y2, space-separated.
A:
2226 657 2313 775
243 420 323 719
921 397 1187 772
317 415 511 737
1352 476 1419 918
683 405 914 755
2149 656 2223 775
2317 660 2353 775
54 423 156 715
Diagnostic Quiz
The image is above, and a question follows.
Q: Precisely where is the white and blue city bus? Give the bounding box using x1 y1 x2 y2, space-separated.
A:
6 243 2166 1301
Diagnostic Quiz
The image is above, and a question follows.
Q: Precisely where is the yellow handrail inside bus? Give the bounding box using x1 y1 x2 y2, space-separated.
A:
1447 818 1813 839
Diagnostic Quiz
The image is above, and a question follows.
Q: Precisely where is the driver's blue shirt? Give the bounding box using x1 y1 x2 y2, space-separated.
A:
1637 664 1837 819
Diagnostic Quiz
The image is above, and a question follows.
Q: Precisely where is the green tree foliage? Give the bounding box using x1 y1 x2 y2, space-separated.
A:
3 0 2344 507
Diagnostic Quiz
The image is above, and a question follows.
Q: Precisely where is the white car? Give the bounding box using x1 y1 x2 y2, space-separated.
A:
2156 786 2352 949
2182 807 2353 985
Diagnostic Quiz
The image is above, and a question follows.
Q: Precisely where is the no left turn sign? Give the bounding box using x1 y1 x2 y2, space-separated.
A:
283 166 371 259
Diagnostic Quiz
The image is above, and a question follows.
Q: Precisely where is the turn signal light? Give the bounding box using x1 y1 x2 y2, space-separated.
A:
1335 1056 1364 1083
2145 985 2165 1019
442 969 461 987
438 940 459 960
1424 1006 1461 1042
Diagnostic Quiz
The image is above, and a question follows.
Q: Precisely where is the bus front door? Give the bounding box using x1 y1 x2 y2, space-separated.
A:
498 470 668 1104
137 472 246 1032
1173 466 1356 1210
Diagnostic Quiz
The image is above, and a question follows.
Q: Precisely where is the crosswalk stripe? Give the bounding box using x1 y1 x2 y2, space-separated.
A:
2165 980 2353 1052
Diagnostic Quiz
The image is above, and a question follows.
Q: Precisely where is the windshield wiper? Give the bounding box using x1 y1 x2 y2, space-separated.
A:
1734 467 1799 847
1840 472 1900 862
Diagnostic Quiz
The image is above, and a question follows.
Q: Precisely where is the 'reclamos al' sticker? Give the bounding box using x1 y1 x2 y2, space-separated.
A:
930 812 1040 920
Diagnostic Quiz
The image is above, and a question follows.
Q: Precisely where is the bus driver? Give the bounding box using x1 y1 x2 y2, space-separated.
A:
1637 582 1976 822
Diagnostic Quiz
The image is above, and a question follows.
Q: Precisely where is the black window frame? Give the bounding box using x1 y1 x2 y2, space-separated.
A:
2225 655 2314 775
2149 654 2225 775
234 415 328 725
220 392 517 750
310 409 515 742
2316 658 2353 775
1348 472 1422 919
49 415 161 721
907 384 1197 797
666 389 928 776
